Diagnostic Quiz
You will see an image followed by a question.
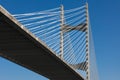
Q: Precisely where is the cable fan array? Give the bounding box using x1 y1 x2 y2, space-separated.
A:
13 4 99 80
13 7 61 54
63 5 87 78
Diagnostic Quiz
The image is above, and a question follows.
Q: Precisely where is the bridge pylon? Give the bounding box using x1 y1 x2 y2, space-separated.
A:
59 3 90 80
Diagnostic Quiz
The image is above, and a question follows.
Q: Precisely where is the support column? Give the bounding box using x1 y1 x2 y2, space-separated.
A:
60 5 64 59
86 3 90 80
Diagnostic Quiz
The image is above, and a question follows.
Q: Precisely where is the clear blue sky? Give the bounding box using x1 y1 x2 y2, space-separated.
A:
0 0 120 80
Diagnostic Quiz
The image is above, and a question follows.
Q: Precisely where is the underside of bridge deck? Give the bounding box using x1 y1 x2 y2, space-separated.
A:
0 6 84 80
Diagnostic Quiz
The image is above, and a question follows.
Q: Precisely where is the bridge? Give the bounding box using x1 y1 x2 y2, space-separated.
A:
0 3 98 80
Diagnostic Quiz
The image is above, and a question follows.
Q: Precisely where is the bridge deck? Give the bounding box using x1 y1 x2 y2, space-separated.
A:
0 6 84 80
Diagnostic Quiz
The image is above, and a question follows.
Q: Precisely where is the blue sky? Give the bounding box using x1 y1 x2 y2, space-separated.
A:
0 0 120 80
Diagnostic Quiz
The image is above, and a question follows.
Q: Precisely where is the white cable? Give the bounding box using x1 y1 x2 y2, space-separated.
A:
13 7 60 16
35 27 60 37
74 40 86 64
33 23 60 35
65 5 86 13
43 33 60 43
73 18 86 26
65 14 86 26
64 32 85 60
28 20 60 31
24 17 59 26
63 32 84 57
65 9 86 20
63 33 75 63
18 14 59 22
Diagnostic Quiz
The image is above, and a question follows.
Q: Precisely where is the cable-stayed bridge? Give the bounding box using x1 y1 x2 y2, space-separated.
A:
0 3 98 80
